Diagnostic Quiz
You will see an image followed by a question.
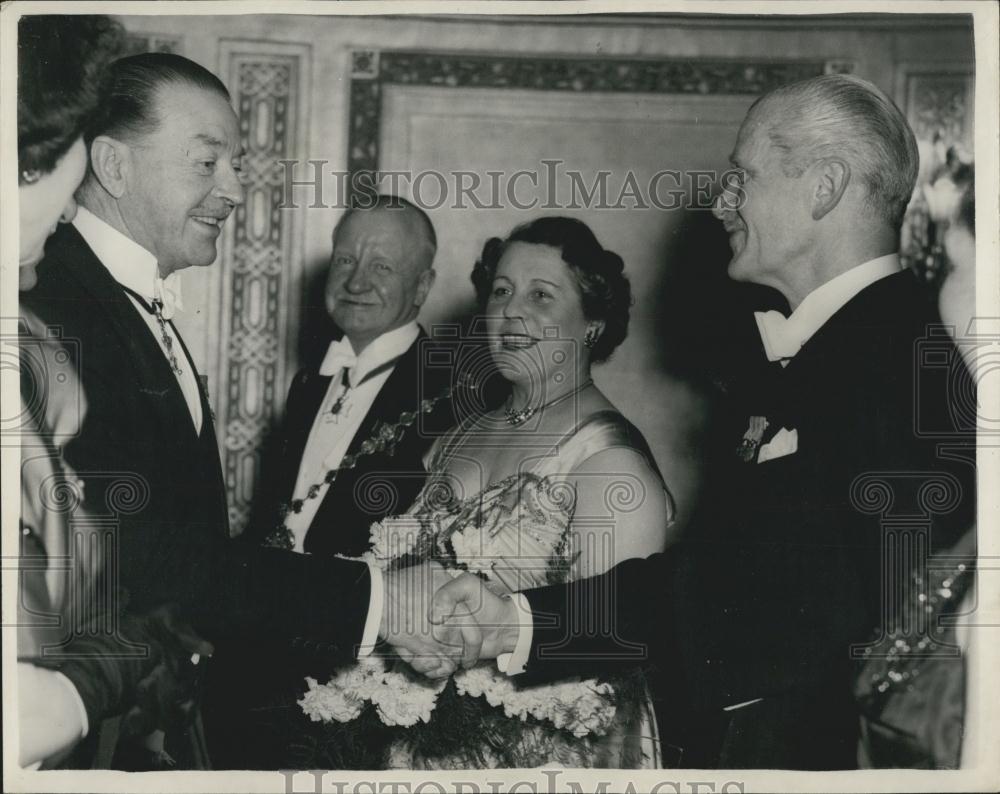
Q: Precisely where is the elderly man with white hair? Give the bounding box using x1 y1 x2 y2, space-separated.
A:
432 74 977 769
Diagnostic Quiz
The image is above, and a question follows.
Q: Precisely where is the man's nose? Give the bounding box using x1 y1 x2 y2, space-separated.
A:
713 174 739 220
344 262 371 293
60 197 78 224
214 163 245 207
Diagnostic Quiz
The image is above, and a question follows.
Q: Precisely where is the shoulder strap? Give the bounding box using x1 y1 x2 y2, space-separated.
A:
533 410 665 487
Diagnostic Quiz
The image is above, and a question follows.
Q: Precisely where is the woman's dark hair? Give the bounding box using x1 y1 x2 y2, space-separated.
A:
95 51 231 145
471 216 633 363
17 15 125 181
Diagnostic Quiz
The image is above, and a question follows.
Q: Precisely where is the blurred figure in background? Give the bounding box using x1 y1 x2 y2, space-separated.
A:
854 168 979 769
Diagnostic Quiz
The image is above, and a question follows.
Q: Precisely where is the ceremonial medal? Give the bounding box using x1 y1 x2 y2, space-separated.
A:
326 390 352 423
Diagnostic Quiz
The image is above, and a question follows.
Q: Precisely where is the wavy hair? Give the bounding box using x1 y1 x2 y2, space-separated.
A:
471 217 632 363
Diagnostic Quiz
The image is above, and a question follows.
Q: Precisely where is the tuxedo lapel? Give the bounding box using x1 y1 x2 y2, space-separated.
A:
171 322 214 426
170 326 230 531
45 225 201 441
282 371 334 472
343 333 424 458
297 334 432 554
789 271 912 371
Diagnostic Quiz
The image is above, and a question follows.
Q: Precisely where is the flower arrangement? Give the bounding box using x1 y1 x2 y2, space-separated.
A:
300 656 447 728
294 502 630 768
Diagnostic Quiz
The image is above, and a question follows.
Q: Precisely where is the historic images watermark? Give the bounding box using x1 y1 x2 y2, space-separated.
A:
278 770 747 793
277 160 746 212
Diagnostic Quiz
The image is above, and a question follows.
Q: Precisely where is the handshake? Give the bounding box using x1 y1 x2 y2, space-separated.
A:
376 561 524 679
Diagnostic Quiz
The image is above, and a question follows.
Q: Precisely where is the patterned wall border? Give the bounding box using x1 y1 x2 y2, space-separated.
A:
894 61 974 152
125 33 181 55
892 61 974 276
216 40 312 534
346 50 839 199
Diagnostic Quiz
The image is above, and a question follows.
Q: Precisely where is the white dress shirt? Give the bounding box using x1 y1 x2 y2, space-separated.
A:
511 255 903 680
72 207 203 432
284 321 420 553
755 254 901 364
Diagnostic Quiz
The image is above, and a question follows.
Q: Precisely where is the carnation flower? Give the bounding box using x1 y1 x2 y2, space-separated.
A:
449 524 499 577
298 676 364 723
299 657 447 728
368 516 424 567
453 666 616 737
336 655 389 700
371 670 447 727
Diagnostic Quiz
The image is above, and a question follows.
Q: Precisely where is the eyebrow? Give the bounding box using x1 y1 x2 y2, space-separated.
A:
193 134 247 157
531 278 562 290
193 134 224 147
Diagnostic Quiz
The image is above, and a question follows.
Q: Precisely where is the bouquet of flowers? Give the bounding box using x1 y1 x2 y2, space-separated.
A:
294 514 626 768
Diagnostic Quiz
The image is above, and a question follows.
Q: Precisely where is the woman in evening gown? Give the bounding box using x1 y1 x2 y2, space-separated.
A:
388 216 676 768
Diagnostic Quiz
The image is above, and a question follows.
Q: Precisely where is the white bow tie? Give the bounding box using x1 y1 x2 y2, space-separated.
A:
153 273 184 321
754 310 802 363
319 339 358 377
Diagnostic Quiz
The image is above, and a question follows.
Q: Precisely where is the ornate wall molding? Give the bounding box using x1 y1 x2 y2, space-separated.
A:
346 50 829 199
894 61 974 277
125 34 181 54
216 40 312 534
901 67 974 152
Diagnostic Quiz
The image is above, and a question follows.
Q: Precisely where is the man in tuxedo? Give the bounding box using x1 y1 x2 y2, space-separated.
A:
253 195 453 557
206 196 459 767
430 74 976 769
23 52 464 768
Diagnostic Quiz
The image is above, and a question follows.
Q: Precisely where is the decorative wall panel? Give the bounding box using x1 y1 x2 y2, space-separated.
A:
125 34 180 55
347 51 831 201
895 62 974 276
904 70 974 153
216 41 311 534
354 50 830 530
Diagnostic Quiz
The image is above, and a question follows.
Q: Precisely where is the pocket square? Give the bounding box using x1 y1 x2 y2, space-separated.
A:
757 427 798 463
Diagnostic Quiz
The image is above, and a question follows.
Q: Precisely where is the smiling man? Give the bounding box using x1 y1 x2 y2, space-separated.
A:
202 196 458 769
25 55 246 621
429 74 977 770
258 194 450 558
23 59 463 770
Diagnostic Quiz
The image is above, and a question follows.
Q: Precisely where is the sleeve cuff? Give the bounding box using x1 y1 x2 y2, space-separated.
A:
358 556 383 657
496 592 532 676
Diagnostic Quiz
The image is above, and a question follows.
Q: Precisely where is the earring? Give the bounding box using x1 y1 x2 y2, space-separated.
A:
21 169 42 185
584 328 598 349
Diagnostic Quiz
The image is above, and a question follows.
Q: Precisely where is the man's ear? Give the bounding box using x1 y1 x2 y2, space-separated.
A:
414 267 436 307
811 158 850 221
88 135 130 199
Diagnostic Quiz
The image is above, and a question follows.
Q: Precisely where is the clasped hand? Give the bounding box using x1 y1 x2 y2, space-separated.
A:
379 562 520 679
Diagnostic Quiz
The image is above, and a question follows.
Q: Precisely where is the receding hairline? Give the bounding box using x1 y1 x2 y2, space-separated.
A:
333 202 437 269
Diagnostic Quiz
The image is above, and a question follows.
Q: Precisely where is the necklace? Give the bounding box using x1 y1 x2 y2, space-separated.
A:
504 378 593 426
151 299 183 376
326 354 405 423
262 381 454 550
120 285 183 376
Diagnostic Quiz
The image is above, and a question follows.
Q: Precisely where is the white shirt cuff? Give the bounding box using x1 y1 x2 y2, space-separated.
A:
53 671 89 739
496 592 532 676
358 557 383 657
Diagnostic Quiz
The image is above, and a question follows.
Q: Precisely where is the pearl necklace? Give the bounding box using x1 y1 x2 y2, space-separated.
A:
504 378 594 426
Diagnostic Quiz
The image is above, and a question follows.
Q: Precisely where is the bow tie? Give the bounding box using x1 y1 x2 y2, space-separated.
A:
120 272 183 320
153 273 183 320
754 310 802 363
319 339 358 377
